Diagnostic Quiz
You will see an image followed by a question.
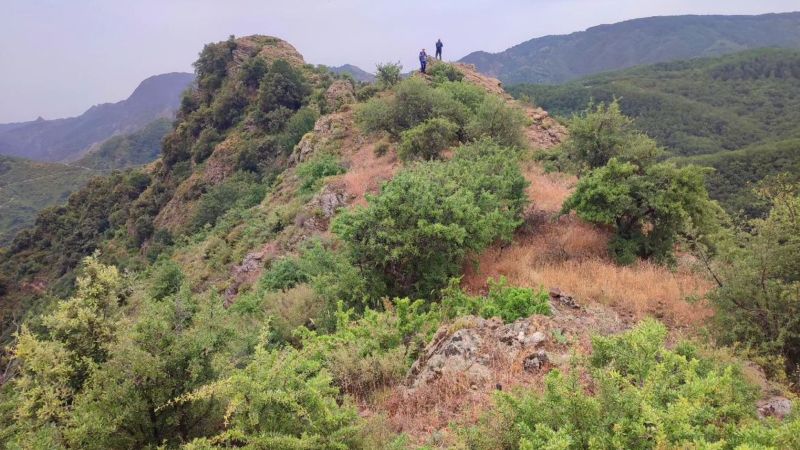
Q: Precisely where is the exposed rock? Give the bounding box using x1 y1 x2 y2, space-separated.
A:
407 316 553 389
290 112 350 164
523 350 549 372
316 183 350 218
550 287 581 309
324 80 356 112
757 396 793 420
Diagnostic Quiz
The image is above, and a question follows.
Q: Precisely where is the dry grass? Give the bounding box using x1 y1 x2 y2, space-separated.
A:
522 162 575 214
340 142 400 205
464 214 713 327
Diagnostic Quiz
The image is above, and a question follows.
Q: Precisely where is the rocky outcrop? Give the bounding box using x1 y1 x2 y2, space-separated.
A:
324 80 356 112
407 315 554 389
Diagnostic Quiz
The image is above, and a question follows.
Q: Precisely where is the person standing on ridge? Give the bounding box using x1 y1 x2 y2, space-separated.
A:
419 49 428 73
435 39 443 60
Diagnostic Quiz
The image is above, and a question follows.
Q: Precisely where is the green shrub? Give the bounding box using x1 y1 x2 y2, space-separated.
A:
460 319 799 450
710 178 800 380
296 153 346 193
467 95 527 148
562 100 663 173
356 83 380 102
298 298 439 398
260 257 307 291
438 81 487 113
428 62 464 84
333 140 527 298
397 117 458 161
375 62 402 88
190 172 267 232
191 128 222 163
441 277 550 322
258 59 311 114
277 107 318 151
562 159 721 264
149 260 184 300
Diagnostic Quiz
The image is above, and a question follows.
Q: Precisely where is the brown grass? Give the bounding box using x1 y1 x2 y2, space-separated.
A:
464 214 713 327
340 142 400 206
523 162 575 214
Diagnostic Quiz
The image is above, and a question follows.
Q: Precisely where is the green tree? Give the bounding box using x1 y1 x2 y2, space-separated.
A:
375 62 402 89
258 59 311 114
562 159 721 264
562 100 662 173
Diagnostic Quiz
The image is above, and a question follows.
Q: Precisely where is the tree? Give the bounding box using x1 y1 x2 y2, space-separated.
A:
562 100 662 173
258 59 311 114
562 159 721 264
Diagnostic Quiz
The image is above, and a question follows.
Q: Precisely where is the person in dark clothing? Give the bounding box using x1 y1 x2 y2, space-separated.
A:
435 39 443 60
419 49 428 73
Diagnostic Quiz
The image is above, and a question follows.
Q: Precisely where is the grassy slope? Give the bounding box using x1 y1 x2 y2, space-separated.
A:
508 48 800 215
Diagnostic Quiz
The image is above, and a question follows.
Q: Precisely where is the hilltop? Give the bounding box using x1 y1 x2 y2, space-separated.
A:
0 72 194 162
461 12 800 84
0 35 797 449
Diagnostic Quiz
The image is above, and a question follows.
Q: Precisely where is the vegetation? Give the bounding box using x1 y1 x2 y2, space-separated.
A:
441 277 550 323
510 48 800 216
460 320 800 449
560 102 720 264
333 139 527 298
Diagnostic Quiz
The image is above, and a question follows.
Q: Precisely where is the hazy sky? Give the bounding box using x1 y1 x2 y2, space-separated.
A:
1 0 798 123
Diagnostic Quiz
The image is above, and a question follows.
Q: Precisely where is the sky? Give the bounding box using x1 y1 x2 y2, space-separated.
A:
0 0 798 123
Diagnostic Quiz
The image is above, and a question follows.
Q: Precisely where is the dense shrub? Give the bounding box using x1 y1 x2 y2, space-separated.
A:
428 62 464 84
397 117 458 161
460 319 800 450
562 100 663 173
709 177 800 381
258 59 311 114
375 61 402 88
191 127 222 163
260 257 307 291
562 159 721 264
296 153 346 193
190 172 267 231
277 107 318 151
467 95 527 148
333 140 527 298
441 277 550 322
149 259 184 300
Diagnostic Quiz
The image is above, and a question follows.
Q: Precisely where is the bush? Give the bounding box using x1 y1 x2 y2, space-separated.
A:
397 117 458 161
333 140 527 298
191 128 222 163
710 178 800 381
375 62 402 88
149 260 184 300
467 95 527 148
190 172 267 231
563 100 663 173
460 319 800 450
296 153 346 193
260 257 307 291
258 59 311 114
428 62 464 84
277 107 318 151
441 277 550 322
562 159 721 264
438 81 487 113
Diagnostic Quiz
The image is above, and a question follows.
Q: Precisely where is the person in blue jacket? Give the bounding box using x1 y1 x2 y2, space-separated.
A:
419 49 428 73
435 39 443 60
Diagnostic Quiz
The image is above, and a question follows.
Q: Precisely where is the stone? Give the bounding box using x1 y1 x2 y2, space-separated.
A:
757 396 792 419
527 331 547 347
523 350 549 373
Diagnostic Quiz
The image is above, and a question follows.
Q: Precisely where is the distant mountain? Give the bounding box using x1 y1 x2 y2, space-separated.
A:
327 64 376 83
508 48 800 216
461 12 800 84
0 72 194 162
76 118 172 170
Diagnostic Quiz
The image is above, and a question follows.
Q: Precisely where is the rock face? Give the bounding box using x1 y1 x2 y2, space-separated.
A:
757 396 793 419
324 80 356 112
407 316 551 389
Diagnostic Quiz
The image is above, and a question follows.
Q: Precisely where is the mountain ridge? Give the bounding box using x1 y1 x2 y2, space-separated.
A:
0 72 194 162
460 12 800 84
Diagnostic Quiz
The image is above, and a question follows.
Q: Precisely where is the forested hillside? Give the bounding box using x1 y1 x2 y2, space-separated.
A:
509 48 800 215
0 35 798 449
461 12 800 84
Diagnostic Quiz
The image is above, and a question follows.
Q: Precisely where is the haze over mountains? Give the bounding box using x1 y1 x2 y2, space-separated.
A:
460 12 800 84
0 72 194 162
